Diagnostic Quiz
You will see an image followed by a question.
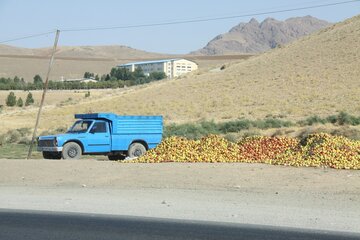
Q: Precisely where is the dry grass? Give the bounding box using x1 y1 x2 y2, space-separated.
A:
0 43 249 81
0 15 360 134
0 89 111 106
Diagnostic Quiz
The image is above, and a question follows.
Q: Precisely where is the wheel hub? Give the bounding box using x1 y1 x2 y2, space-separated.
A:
68 148 77 158
134 149 142 157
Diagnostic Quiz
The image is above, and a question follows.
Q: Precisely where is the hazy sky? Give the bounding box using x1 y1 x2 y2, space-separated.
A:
0 0 359 54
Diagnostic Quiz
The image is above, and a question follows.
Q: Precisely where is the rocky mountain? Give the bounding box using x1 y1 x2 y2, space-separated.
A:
193 16 331 55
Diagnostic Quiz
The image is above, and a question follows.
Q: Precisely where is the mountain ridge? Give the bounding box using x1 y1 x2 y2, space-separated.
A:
192 16 331 55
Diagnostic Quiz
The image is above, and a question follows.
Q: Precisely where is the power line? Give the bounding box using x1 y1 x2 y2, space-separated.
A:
61 0 360 32
0 0 359 43
0 31 56 44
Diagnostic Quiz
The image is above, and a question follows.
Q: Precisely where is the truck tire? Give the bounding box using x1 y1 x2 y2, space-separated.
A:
62 142 82 160
42 151 62 160
128 142 146 158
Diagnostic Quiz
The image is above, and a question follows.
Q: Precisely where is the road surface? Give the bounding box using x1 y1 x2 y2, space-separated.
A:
1 210 359 240
0 160 359 234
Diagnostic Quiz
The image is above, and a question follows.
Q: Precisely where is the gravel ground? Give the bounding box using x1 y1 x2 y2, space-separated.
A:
0 159 359 233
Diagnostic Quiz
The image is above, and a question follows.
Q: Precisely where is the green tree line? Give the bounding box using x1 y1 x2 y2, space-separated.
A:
0 67 167 91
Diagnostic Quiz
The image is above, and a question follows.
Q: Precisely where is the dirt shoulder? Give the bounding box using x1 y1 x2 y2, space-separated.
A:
0 159 359 193
1 159 360 233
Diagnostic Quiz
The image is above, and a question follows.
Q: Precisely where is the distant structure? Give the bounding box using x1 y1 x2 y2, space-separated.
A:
61 76 98 83
118 59 198 78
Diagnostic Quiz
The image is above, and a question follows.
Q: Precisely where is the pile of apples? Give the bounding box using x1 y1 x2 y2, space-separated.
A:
133 134 360 169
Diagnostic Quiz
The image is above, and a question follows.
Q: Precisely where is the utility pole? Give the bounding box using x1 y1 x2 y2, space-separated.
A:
27 30 60 159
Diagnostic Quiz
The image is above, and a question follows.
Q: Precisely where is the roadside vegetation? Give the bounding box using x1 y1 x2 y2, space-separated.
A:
164 112 360 140
1 112 359 159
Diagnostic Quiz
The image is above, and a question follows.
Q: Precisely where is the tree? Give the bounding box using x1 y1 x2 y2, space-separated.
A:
14 76 20 83
133 67 145 79
6 92 17 107
33 75 43 85
25 92 34 106
17 97 23 107
84 72 95 79
110 67 132 80
149 72 167 80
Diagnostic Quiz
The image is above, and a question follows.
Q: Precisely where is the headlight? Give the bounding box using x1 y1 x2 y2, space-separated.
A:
54 138 58 147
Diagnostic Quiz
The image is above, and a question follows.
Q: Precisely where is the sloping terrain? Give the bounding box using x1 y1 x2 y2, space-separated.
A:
0 44 249 81
0 44 169 59
0 44 172 81
1 15 360 133
193 16 330 55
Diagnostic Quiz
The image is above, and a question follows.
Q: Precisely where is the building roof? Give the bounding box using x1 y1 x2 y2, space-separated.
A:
118 58 189 67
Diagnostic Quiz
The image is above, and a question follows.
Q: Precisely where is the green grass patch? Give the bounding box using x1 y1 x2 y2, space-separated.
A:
298 112 360 126
0 144 42 159
165 112 360 139
165 118 294 139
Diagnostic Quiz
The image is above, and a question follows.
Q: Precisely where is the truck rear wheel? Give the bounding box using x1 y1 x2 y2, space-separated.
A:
128 142 146 158
62 142 82 160
42 151 62 160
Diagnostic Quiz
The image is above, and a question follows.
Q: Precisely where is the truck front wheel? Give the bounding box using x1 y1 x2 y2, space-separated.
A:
128 142 146 158
62 142 82 160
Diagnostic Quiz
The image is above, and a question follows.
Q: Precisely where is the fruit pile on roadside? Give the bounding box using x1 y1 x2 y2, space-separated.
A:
132 133 360 169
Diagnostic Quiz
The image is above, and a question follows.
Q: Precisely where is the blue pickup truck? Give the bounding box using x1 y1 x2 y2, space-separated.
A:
37 113 163 160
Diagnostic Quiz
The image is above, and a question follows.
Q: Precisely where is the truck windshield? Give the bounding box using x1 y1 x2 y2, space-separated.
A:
67 120 93 133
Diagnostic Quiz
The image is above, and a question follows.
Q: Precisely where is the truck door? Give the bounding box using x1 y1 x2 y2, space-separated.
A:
86 120 111 153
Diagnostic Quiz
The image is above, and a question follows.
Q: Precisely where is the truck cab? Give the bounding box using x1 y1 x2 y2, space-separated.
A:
37 113 163 160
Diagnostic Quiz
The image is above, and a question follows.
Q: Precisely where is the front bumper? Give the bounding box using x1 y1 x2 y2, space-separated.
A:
37 146 63 152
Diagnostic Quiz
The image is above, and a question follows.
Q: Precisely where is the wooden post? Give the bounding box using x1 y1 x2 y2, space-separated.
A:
27 30 60 159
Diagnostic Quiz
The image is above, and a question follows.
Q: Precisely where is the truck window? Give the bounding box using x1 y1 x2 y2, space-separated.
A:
90 122 107 133
67 120 93 133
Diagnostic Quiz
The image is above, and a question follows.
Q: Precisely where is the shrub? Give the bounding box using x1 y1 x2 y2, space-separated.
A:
17 97 23 107
6 92 17 107
253 118 293 129
218 119 252 133
0 134 6 145
298 113 360 126
17 128 31 136
164 123 215 139
298 115 326 126
25 92 34 106
7 130 21 143
18 137 31 145
336 112 360 125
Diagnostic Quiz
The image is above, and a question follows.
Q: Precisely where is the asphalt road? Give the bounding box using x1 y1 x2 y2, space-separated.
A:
0 210 359 240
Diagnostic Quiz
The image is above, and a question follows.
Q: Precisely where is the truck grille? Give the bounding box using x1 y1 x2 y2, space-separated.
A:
38 139 55 147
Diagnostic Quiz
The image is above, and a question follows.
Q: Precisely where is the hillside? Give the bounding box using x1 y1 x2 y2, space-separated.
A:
0 44 249 81
1 14 360 133
0 44 172 81
193 16 331 55
0 44 169 59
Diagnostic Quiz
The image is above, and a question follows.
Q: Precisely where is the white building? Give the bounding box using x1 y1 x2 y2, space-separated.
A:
60 77 98 83
118 59 198 78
